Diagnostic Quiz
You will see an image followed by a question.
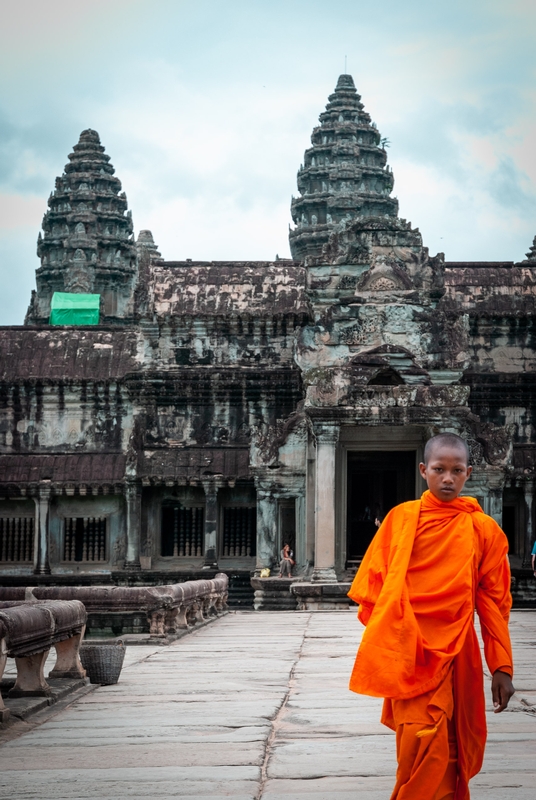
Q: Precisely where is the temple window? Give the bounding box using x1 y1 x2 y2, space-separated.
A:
161 504 204 557
63 517 107 562
0 518 34 562
221 506 256 557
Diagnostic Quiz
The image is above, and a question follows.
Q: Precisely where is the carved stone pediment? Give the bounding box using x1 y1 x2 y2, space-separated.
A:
349 344 430 386
357 256 413 292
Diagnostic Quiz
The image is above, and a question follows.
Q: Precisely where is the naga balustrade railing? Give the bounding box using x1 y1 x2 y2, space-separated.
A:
0 599 87 724
0 573 229 640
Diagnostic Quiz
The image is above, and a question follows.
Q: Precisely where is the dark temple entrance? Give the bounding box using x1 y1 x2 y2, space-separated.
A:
346 450 416 564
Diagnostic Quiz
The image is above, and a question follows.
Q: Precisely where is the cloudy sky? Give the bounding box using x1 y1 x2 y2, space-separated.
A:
1 0 535 324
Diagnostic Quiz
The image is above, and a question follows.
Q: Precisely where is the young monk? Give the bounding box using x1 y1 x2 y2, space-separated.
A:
348 433 514 800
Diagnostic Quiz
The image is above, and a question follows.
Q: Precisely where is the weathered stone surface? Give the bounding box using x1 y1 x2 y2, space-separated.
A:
0 611 534 799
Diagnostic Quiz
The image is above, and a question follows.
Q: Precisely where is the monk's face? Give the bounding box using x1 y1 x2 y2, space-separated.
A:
419 444 473 502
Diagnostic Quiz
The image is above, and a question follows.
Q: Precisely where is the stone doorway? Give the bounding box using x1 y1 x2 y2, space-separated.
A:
346 450 416 564
502 487 525 557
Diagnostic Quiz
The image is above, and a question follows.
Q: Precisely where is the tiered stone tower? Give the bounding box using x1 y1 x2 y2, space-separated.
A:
26 129 137 323
289 74 398 262
525 236 536 262
136 230 162 263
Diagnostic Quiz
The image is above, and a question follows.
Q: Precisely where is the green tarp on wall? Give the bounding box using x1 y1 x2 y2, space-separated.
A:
49 292 100 326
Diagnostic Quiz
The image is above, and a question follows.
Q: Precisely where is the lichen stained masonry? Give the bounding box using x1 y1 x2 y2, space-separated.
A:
148 262 307 318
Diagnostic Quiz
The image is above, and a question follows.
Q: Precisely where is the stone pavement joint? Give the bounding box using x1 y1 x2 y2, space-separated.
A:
0 610 534 799
256 613 311 800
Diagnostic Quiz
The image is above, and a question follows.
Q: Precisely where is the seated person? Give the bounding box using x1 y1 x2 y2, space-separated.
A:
279 543 295 578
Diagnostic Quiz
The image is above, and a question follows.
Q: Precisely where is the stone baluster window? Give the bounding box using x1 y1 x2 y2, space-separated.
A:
222 507 256 557
63 517 107 562
161 505 204 557
0 518 34 562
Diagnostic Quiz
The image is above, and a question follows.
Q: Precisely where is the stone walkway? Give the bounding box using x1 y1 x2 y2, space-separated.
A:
0 610 535 799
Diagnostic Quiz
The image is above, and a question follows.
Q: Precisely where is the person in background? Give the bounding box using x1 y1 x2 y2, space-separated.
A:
279 542 295 578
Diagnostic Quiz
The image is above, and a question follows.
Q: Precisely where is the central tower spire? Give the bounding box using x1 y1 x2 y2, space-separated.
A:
289 75 398 262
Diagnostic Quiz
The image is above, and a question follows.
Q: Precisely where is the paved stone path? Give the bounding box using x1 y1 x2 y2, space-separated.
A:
0 610 535 799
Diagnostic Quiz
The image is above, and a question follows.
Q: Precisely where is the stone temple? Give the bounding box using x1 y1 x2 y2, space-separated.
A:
0 74 535 608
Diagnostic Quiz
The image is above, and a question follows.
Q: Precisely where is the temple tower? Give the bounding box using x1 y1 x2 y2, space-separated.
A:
136 230 163 263
524 235 536 262
26 129 137 323
289 74 398 262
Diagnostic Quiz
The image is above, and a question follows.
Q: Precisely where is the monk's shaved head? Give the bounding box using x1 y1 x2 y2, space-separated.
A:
423 433 470 465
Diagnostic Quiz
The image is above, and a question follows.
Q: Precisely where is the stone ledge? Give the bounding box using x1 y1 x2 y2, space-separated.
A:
291 582 352 610
0 676 92 726
251 578 300 611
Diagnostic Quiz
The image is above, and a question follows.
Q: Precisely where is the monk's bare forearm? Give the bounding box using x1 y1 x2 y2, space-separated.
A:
491 670 515 713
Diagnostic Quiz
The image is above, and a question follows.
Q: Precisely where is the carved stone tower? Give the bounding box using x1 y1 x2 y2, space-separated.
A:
524 235 536 262
26 129 137 323
289 74 398 262
136 230 162 263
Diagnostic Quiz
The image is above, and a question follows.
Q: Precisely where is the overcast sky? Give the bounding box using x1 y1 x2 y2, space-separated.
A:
1 0 535 324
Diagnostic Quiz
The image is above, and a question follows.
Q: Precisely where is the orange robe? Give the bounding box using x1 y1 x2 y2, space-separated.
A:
348 490 513 800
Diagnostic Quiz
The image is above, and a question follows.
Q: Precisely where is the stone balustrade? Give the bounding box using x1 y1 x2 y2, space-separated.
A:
0 599 87 724
0 573 229 640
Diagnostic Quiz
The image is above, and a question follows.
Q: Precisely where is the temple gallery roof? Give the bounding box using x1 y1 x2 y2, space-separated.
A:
145 261 309 318
0 328 141 380
0 453 126 487
139 448 251 483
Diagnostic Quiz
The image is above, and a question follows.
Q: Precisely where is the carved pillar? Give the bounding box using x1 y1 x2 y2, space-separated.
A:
202 481 219 569
305 449 316 570
33 481 51 575
295 494 306 570
125 481 141 571
312 423 339 583
484 488 503 527
524 479 534 566
255 489 278 574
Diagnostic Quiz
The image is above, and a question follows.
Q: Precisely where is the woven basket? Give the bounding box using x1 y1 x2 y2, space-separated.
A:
80 641 126 685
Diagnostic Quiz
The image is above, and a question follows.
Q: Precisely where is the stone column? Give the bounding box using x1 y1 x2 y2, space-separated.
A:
33 481 51 575
202 481 219 569
255 489 278 575
305 451 316 570
312 423 339 583
484 488 503 527
295 494 306 570
125 481 141 571
524 480 534 566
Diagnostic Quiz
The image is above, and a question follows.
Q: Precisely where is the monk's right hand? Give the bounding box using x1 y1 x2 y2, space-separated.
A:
492 670 515 713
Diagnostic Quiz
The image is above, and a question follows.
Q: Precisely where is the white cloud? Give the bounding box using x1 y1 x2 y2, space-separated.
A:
0 194 44 231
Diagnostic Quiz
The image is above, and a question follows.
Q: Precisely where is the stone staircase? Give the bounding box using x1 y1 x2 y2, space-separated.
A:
226 572 255 609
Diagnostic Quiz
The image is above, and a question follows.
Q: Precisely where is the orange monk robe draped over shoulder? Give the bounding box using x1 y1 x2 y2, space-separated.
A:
348 491 513 800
